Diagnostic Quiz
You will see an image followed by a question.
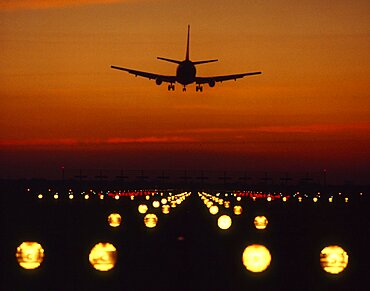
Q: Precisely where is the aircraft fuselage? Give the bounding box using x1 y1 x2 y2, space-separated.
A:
176 60 196 85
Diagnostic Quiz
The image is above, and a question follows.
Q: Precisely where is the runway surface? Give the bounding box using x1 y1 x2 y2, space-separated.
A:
1 180 368 290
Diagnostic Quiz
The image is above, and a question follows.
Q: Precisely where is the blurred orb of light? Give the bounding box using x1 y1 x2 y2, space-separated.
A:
320 245 348 274
89 243 117 272
16 242 44 270
209 205 219 215
237 197 242 202
108 213 121 227
254 216 268 230
37 194 43 199
206 201 213 208
162 204 170 214
144 213 158 228
233 205 243 215
217 215 232 230
152 200 160 208
224 201 230 208
242 244 271 273
313 197 318 203
171 201 177 208
54 194 59 200
161 198 167 205
114 195 119 200
69 194 74 200
145 195 150 200
138 204 148 214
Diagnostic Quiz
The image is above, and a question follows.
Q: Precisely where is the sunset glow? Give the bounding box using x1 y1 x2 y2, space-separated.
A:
1 0 369 182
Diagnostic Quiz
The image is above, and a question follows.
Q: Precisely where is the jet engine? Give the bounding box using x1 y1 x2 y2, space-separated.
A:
155 78 163 85
208 80 215 87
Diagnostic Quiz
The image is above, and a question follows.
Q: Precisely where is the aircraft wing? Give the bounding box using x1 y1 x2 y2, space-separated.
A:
196 71 261 84
111 65 176 83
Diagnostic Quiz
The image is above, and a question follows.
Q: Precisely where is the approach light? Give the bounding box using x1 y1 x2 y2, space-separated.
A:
37 194 43 199
138 204 148 214
144 213 158 228
254 216 268 230
152 201 160 208
242 244 271 273
89 243 117 272
217 215 232 230
162 205 170 214
69 194 74 200
233 205 243 215
108 213 121 227
16 242 44 270
209 205 219 215
320 245 348 274
54 194 59 199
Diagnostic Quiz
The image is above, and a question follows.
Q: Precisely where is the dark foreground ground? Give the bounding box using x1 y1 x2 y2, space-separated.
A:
1 180 369 290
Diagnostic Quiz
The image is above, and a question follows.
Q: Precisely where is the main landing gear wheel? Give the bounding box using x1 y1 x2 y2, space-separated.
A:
196 85 203 92
168 84 175 91
182 86 186 92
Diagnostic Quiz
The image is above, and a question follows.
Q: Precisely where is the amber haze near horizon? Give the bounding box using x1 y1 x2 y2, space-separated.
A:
1 0 369 183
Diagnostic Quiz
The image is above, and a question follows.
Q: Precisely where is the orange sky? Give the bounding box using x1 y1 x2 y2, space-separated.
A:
1 0 369 182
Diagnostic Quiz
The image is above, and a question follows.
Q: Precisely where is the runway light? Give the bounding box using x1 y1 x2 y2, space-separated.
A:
254 216 268 230
242 244 271 273
161 198 167 205
89 243 117 272
37 194 43 199
16 242 44 270
138 204 148 214
209 205 219 215
329 197 333 203
237 197 242 202
85 194 89 200
108 213 121 227
233 205 243 215
144 213 158 228
313 197 318 203
217 215 232 230
54 194 59 200
152 200 160 208
267 196 272 202
114 195 119 200
320 245 348 274
162 205 170 214
69 194 74 200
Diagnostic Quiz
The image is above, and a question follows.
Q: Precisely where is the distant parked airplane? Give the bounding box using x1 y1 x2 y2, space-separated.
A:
111 26 261 92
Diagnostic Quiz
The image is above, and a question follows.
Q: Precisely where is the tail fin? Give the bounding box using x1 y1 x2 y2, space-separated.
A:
186 25 190 61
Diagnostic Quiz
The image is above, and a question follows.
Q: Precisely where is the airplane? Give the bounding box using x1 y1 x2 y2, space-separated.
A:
111 26 261 92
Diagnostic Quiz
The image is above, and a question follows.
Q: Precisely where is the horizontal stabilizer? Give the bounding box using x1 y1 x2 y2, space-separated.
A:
193 59 218 65
157 57 182 64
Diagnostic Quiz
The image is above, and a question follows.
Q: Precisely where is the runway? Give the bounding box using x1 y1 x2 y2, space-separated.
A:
1 180 368 290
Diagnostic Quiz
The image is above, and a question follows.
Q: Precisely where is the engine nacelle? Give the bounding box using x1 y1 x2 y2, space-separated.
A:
208 80 215 87
155 78 163 85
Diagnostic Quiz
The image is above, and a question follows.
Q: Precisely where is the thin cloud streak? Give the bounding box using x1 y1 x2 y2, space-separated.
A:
0 136 196 146
0 0 127 11
173 123 370 134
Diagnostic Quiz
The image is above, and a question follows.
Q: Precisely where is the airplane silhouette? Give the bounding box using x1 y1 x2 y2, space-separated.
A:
111 26 261 92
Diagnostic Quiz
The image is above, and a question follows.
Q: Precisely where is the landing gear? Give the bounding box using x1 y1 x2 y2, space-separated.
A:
182 86 187 92
167 84 175 91
196 84 203 92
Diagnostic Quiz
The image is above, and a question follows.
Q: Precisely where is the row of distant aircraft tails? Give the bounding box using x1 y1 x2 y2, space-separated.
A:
111 26 262 92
